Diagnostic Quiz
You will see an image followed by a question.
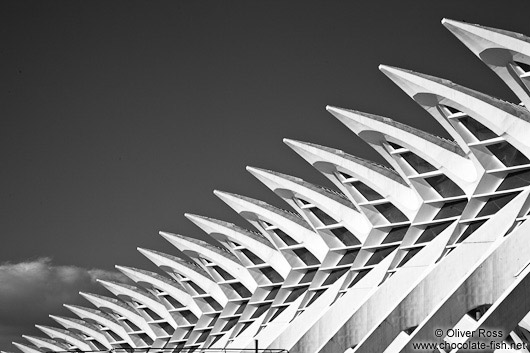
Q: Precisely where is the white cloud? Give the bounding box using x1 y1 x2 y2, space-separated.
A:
0 257 132 350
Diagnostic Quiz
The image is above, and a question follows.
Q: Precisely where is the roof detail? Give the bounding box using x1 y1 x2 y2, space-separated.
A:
12 18 530 353
328 106 466 156
185 214 275 248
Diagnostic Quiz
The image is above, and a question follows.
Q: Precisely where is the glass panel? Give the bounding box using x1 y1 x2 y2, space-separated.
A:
297 198 312 205
239 322 252 335
204 297 222 311
180 310 197 323
92 342 107 351
214 266 234 280
188 281 205 295
208 315 218 328
124 319 140 332
260 267 283 283
434 199 467 220
210 335 223 346
222 318 238 331
515 61 530 72
274 229 298 246
322 268 349 286
330 226 361 246
265 286 280 301
382 226 409 243
440 105 460 114
365 246 398 266
197 330 210 343
486 142 530 167
285 286 308 303
250 303 271 319
351 181 383 201
230 283 252 298
415 221 452 244
400 152 436 174
348 269 371 288
336 250 359 266
476 192 518 217
293 248 320 265
496 169 530 191
457 220 487 243
397 248 421 267
311 207 337 226
166 296 184 309
235 303 246 314
159 322 174 334
424 174 465 198
107 331 121 341
388 141 403 149
299 269 318 283
459 116 497 141
241 249 264 264
144 308 161 320
270 306 287 321
374 202 408 223
339 172 353 180
306 289 326 306
138 333 153 345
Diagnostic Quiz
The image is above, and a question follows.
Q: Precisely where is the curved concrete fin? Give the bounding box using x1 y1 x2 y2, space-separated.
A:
283 138 421 219
442 18 530 107
97 279 176 327
380 64 530 161
442 19 530 57
138 247 209 278
35 325 91 351
116 265 203 318
159 231 241 264
22 336 66 352
185 213 291 278
159 231 257 293
327 105 479 195
246 166 370 242
137 247 228 306
213 190 310 230
49 315 112 349
78 292 156 340
214 190 328 262
64 304 119 326
63 304 133 346
12 343 45 353
185 213 274 249
115 264 184 291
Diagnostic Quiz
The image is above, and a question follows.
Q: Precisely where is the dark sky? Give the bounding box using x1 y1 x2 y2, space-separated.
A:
1 0 529 349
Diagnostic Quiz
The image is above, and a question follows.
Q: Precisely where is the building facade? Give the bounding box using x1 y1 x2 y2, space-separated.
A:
9 19 530 353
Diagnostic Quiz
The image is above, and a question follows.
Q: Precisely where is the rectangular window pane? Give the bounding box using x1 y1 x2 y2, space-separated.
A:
330 227 361 246
476 192 518 217
374 203 408 223
433 200 467 220
351 181 383 201
459 116 497 141
486 142 530 167
401 152 436 174
424 174 464 198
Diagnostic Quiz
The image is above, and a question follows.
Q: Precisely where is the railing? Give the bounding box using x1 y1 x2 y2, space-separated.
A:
51 348 288 353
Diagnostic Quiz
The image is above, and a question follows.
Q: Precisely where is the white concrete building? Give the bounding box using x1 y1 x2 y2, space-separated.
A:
11 19 530 353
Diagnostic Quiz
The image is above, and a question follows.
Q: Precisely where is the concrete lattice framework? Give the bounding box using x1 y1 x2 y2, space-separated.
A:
8 19 530 353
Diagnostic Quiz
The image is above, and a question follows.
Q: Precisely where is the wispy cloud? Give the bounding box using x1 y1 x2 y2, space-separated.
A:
0 257 132 351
